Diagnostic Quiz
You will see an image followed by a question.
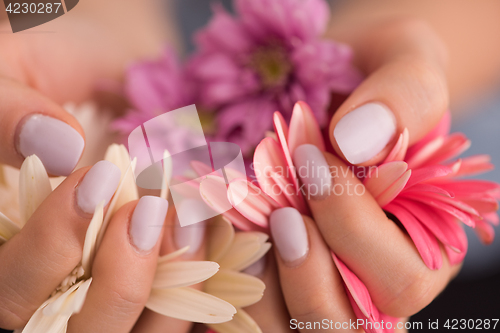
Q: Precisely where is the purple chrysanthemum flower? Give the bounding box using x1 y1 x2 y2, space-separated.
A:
188 0 362 154
112 47 194 135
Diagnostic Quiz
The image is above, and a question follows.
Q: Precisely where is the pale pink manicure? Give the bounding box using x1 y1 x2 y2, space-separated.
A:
130 196 168 252
270 207 309 264
76 161 121 214
18 114 84 176
334 103 396 164
293 144 331 200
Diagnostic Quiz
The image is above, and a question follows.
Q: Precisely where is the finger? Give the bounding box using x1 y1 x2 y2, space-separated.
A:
329 19 448 165
292 144 458 317
270 207 362 333
131 203 207 333
68 196 168 333
0 161 121 329
244 254 294 333
0 77 85 176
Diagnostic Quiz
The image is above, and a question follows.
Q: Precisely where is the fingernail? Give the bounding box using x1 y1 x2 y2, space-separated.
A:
243 256 267 277
293 144 331 200
334 103 396 164
270 207 309 264
76 160 121 214
174 218 206 254
130 196 168 252
17 114 84 176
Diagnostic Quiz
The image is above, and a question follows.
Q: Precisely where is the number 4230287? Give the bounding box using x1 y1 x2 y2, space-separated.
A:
5 3 62 14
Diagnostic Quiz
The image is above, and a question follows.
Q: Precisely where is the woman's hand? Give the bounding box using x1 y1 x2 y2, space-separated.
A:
0 0 175 175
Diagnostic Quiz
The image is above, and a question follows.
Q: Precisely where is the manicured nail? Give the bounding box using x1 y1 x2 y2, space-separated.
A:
18 114 84 176
293 144 331 200
174 218 206 254
334 103 396 164
76 160 121 214
270 207 309 264
130 196 168 252
243 256 266 277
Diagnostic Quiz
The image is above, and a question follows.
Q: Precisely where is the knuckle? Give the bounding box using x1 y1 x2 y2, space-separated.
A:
379 266 436 317
109 282 149 312
0 297 31 330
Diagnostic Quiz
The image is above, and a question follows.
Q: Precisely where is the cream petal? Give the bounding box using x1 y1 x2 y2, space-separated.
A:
43 279 84 316
207 309 262 333
153 261 219 289
60 278 92 315
22 306 69 333
146 287 236 323
218 233 270 271
19 155 52 225
104 144 139 212
160 150 172 200
0 211 21 241
81 203 104 277
237 242 272 272
205 270 265 308
157 246 190 264
208 217 235 262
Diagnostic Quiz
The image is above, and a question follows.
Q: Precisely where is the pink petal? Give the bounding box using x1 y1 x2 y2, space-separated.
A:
227 179 281 228
331 253 374 319
454 155 494 177
385 203 443 270
474 218 495 245
420 133 470 167
364 161 408 199
254 137 293 207
346 292 386 333
397 199 467 253
404 165 452 189
406 111 451 158
287 101 326 153
410 192 480 217
269 170 309 214
460 198 499 214
406 136 445 169
482 212 499 226
402 183 454 197
377 170 412 207
383 128 409 163
199 176 261 231
399 192 476 227
445 245 467 266
438 180 500 195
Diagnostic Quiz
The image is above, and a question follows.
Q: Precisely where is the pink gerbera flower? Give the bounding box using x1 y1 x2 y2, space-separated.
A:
198 102 399 333
365 112 500 270
188 0 362 154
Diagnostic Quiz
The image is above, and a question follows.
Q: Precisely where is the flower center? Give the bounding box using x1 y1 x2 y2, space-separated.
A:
251 45 291 88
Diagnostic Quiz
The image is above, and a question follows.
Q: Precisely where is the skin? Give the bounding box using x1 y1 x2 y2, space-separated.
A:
0 1 499 332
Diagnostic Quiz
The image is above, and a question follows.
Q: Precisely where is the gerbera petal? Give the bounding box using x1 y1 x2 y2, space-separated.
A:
444 245 467 266
287 101 326 153
22 300 70 333
205 269 266 308
474 218 495 245
383 128 409 163
364 161 408 199
146 287 236 324
19 155 52 225
385 203 443 270
81 202 104 276
331 253 373 319
208 217 235 262
199 176 259 231
404 165 452 189
453 155 494 177
0 212 21 244
160 150 173 200
421 133 470 167
153 261 220 289
157 246 190 264
402 183 454 197
438 180 500 195
406 111 451 159
208 308 262 333
406 136 445 169
43 278 92 316
228 179 281 228
397 199 467 253
482 212 499 226
218 232 270 271
377 170 412 208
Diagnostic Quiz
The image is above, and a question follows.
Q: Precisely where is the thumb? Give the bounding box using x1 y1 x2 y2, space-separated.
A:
329 19 448 165
0 76 85 176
